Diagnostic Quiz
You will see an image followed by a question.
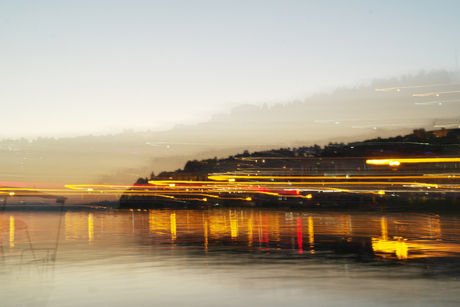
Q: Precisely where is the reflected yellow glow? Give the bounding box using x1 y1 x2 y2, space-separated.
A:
204 216 208 252
149 211 155 233
372 237 408 260
342 215 351 238
308 216 314 252
65 212 90 241
271 214 280 242
248 212 253 247
88 213 94 242
12 209 456 261
381 217 388 241
170 213 177 241
146 211 173 236
430 216 441 239
230 210 238 239
372 217 409 259
9 216 14 248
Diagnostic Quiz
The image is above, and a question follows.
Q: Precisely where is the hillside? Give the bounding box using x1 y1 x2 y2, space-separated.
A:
2 70 460 185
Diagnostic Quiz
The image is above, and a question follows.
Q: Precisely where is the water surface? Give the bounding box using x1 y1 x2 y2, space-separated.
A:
2 209 460 306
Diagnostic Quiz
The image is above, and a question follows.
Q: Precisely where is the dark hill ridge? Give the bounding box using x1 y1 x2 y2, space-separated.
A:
121 127 460 210
132 127 460 183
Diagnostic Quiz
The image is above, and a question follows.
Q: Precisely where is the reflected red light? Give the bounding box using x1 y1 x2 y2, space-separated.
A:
297 218 303 254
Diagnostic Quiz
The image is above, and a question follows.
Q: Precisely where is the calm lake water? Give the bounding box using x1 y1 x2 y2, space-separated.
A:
2 208 460 306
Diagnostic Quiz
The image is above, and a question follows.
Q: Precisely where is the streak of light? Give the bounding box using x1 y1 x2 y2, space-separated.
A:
3 169 460 203
375 83 460 91
146 141 294 148
351 123 427 129
366 158 460 165
415 99 460 105
314 119 362 123
413 91 460 97
207 174 458 181
65 184 133 189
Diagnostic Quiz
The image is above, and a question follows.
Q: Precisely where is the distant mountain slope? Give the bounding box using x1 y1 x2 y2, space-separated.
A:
2 70 459 184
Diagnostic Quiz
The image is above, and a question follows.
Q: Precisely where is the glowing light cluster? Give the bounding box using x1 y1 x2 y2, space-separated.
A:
366 157 460 165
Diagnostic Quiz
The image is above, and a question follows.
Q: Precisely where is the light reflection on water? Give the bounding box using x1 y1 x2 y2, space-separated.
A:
1 209 460 306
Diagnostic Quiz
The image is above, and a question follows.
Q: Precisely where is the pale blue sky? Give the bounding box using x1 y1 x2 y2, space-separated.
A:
1 0 459 138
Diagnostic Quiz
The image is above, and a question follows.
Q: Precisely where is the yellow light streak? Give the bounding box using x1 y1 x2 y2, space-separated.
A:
2 169 460 204
10 216 14 248
88 213 94 242
375 83 460 91
413 91 460 97
415 99 460 105
208 174 459 181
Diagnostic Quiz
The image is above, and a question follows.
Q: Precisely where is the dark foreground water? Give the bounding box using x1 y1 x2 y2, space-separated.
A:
1 208 460 306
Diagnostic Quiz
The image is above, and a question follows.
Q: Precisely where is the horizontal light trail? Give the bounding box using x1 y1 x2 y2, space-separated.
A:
413 91 460 97
375 83 460 91
2 169 460 203
208 174 458 181
366 158 460 165
415 99 460 105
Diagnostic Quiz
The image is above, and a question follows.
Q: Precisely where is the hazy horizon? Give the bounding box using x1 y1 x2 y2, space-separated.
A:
2 1 460 139
2 1 460 186
1 68 459 141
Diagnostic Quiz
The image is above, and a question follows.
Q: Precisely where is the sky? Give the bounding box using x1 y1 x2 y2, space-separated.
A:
1 0 460 139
